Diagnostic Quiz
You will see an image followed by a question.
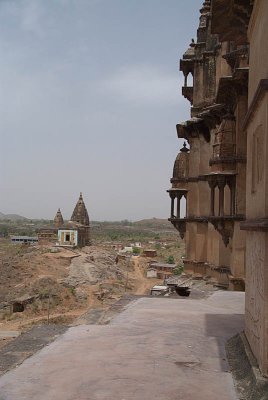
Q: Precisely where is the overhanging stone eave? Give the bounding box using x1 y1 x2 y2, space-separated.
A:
167 188 189 194
176 118 210 142
216 74 248 106
196 103 226 128
211 0 252 44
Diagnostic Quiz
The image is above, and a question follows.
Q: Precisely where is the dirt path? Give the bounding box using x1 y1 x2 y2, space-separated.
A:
131 257 161 295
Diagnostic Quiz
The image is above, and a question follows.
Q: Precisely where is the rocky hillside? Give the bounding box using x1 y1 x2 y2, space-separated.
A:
0 240 130 329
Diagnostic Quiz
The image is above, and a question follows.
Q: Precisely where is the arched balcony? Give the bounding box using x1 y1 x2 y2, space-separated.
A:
167 188 188 239
204 172 244 246
180 41 195 105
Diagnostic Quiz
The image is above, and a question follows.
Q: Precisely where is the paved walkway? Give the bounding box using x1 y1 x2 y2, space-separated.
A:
0 291 244 400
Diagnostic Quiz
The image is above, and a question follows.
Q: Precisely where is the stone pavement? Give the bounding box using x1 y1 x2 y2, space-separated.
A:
0 291 244 400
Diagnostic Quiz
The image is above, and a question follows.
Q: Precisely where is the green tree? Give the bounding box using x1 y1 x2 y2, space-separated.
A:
132 247 141 255
1 226 9 237
166 255 175 264
174 264 184 275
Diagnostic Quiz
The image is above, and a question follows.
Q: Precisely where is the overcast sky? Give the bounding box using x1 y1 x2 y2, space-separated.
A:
0 0 201 221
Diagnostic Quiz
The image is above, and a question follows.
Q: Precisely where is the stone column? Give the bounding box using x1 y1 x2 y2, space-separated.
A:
184 72 188 87
176 193 183 218
230 179 236 216
184 192 188 218
170 193 176 218
208 178 217 216
218 177 226 217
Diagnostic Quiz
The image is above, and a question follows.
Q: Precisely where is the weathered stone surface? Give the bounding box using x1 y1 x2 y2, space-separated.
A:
0 292 244 400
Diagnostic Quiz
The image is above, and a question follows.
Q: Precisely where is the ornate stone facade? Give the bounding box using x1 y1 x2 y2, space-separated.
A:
168 0 268 376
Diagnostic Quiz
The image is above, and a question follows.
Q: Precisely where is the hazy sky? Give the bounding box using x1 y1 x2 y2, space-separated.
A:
0 0 201 221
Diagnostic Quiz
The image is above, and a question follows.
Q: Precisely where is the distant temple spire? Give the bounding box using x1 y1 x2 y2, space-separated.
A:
70 193 90 226
54 208 64 228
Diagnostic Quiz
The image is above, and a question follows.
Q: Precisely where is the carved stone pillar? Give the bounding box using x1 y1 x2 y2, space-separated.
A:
184 73 187 87
170 193 176 218
208 178 217 216
228 179 236 216
218 177 226 216
176 193 184 218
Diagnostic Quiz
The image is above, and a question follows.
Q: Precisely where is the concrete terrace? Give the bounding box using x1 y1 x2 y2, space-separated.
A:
0 291 244 400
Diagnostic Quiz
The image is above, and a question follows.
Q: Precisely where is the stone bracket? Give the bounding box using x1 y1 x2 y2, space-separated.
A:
168 218 186 239
209 217 235 246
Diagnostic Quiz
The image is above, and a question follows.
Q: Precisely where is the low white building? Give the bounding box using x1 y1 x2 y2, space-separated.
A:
11 236 38 245
146 268 157 278
57 229 78 247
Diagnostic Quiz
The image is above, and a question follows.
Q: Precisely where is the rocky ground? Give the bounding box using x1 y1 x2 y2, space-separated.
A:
0 240 162 333
0 236 190 377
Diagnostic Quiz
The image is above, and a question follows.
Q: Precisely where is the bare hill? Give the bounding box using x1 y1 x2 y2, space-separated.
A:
0 213 27 221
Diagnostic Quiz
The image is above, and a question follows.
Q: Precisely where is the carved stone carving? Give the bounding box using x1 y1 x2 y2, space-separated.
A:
182 86 193 104
210 217 234 246
212 116 236 162
168 218 186 239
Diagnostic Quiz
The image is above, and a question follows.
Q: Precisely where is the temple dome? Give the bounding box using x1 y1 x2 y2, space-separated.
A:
70 193 90 226
182 40 195 60
172 142 190 180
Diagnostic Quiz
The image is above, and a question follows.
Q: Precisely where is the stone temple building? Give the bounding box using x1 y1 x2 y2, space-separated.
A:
168 0 268 376
38 193 91 248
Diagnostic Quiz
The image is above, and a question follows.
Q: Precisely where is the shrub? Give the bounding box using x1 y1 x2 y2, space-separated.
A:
174 264 184 275
132 247 141 255
166 255 175 264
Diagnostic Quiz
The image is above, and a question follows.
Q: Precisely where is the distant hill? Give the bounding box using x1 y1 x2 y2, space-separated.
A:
0 212 28 221
133 218 172 229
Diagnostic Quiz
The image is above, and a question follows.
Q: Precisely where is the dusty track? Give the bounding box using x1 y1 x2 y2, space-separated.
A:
131 257 160 295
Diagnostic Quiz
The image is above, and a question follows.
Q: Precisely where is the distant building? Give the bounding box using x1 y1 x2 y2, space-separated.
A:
149 262 176 280
38 228 58 244
38 193 91 248
58 229 78 247
143 249 157 258
120 246 133 254
11 236 38 245
112 243 124 252
146 268 157 278
130 242 142 248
